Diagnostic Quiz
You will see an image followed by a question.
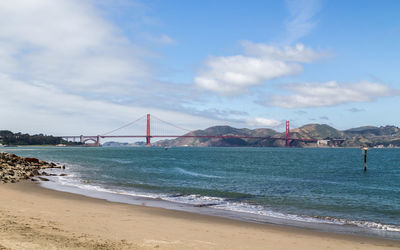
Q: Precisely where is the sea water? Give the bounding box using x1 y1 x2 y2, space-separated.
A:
4 147 400 240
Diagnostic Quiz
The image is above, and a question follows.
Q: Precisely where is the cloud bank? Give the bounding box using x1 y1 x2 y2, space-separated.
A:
265 81 398 108
0 73 216 135
0 0 150 95
246 117 282 128
195 42 325 95
0 0 221 135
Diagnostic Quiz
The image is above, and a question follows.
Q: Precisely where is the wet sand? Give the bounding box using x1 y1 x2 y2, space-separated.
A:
0 181 399 249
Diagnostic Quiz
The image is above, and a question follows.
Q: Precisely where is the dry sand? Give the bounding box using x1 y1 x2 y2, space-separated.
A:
0 182 399 250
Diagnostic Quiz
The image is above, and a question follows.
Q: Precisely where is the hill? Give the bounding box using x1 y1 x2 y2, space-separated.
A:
154 126 280 147
342 126 400 147
0 130 75 146
291 124 344 139
154 124 400 148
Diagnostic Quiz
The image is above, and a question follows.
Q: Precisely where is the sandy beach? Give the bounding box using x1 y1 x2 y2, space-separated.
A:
0 182 398 249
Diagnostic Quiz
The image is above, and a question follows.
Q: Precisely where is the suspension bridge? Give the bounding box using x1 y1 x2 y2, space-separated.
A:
59 114 317 147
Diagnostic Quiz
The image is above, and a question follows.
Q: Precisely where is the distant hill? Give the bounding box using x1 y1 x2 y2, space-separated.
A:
291 124 344 139
154 126 281 147
154 124 400 148
2 124 399 148
344 126 379 132
342 126 400 147
0 130 74 146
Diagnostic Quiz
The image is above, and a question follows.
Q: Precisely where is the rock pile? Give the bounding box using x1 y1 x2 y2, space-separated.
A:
0 152 64 184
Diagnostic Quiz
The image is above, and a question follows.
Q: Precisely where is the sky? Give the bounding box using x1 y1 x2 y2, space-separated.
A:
0 0 399 137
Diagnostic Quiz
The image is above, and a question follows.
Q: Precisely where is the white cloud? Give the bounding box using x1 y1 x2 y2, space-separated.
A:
0 73 217 135
266 81 399 108
142 33 176 45
195 42 324 95
0 0 149 94
284 0 321 44
0 1 223 135
242 42 324 62
246 117 282 128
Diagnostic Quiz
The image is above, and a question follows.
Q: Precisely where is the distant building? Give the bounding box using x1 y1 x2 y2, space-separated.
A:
317 139 345 147
317 140 330 146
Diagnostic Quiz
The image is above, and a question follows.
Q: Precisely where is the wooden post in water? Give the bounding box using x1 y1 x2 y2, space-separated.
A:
362 147 369 171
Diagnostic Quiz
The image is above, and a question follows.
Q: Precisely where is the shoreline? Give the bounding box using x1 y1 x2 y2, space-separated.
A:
39 174 400 241
1 181 400 249
2 148 400 243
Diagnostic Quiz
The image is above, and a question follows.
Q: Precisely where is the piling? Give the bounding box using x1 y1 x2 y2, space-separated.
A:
362 147 369 171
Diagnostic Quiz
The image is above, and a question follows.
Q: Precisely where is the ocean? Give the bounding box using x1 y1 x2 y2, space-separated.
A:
4 146 400 240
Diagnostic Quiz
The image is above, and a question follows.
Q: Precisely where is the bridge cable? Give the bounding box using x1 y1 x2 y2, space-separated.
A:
101 115 146 136
151 115 192 134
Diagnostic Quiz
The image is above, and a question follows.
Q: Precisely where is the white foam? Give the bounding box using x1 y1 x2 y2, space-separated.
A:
44 163 400 234
109 158 135 164
175 167 223 178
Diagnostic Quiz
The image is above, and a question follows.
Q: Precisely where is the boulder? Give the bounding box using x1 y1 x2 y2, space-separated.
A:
40 171 49 176
1 153 61 184
24 157 40 163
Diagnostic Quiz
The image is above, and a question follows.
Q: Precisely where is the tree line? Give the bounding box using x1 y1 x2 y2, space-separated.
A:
0 130 78 146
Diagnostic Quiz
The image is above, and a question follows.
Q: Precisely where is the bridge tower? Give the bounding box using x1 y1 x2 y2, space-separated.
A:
146 114 151 146
285 121 290 147
95 135 100 147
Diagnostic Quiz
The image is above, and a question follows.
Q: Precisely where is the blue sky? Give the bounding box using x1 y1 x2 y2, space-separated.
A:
0 0 399 136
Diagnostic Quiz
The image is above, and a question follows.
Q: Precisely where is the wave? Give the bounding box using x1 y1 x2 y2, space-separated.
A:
43 164 400 236
164 194 400 233
109 158 135 164
312 216 400 232
175 167 223 179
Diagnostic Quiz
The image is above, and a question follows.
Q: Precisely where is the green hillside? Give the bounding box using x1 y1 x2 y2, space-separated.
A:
154 123 400 148
291 124 344 139
0 130 76 146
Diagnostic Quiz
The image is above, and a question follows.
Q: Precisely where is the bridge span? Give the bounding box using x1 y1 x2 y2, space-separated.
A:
59 114 317 147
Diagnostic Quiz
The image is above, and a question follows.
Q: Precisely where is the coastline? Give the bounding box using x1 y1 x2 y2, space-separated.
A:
1 181 399 249
2 147 400 243
38 174 400 241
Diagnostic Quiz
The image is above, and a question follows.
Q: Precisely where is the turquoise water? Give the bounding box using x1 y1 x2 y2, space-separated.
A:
4 147 400 238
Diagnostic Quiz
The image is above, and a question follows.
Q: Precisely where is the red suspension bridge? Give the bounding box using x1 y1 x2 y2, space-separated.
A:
60 114 317 147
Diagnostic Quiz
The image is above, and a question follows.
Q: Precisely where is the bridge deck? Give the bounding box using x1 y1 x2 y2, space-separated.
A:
59 135 317 143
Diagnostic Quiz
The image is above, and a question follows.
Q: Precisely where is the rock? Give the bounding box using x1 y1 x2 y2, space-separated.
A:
59 173 68 176
24 157 40 163
1 153 63 184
